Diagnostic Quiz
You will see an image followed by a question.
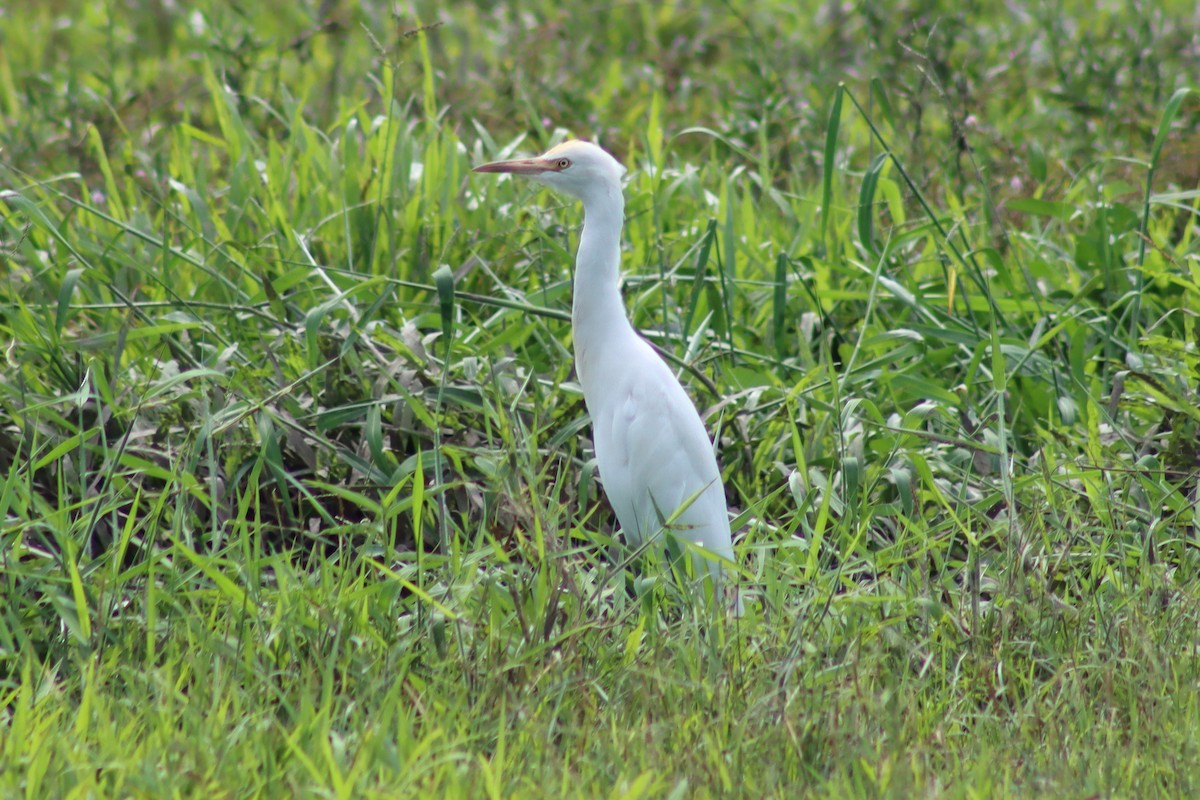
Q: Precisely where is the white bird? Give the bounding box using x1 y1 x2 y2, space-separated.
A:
474 140 738 608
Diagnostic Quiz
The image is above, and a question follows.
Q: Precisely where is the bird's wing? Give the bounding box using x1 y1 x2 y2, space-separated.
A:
588 338 733 563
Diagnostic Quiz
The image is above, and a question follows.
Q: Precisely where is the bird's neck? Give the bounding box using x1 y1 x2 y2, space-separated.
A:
572 186 633 367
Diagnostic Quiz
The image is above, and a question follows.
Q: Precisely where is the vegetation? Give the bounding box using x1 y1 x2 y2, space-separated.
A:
2 0 1199 796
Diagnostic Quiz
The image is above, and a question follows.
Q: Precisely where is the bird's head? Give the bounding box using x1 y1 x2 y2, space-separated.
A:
473 140 626 203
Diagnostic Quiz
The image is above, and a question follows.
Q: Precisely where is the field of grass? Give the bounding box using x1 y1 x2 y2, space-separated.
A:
2 0 1199 796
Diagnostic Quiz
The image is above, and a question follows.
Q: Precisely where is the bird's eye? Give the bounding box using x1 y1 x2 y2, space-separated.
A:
556 158 571 169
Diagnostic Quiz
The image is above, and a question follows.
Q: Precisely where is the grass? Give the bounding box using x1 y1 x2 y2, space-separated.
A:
1 0 1199 796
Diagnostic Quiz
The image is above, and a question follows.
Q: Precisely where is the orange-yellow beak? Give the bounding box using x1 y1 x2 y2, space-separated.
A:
472 157 554 175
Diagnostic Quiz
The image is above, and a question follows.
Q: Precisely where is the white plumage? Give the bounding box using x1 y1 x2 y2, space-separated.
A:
474 140 737 606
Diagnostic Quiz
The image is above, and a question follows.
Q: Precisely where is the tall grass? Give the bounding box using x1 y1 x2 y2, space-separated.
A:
1 1 1198 796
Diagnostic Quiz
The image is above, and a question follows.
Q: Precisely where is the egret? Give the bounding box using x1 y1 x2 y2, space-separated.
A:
474 140 738 609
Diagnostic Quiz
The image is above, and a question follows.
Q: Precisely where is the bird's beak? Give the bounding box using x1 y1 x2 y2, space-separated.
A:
472 157 553 175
